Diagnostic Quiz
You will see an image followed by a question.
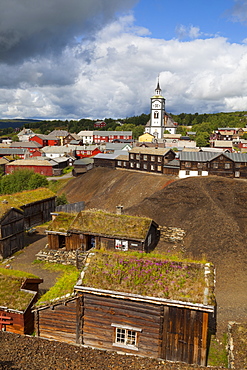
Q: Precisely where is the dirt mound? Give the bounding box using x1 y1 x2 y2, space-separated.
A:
126 176 247 258
62 167 176 212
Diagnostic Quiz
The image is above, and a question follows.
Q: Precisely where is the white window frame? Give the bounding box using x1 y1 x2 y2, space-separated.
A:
111 323 142 351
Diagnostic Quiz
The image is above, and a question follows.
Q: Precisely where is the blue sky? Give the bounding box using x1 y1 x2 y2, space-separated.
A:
1 0 247 119
133 0 244 42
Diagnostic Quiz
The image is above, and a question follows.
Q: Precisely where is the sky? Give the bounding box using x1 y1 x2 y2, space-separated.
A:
1 0 247 120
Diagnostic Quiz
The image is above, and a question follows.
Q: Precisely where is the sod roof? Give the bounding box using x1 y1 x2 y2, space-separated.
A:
0 188 56 211
70 210 153 240
81 251 215 306
47 212 77 233
0 268 40 311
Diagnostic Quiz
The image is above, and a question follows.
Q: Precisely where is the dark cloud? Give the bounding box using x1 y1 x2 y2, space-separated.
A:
0 0 137 63
225 0 247 24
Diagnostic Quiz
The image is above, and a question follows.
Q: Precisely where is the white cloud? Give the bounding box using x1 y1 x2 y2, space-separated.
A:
1 14 247 119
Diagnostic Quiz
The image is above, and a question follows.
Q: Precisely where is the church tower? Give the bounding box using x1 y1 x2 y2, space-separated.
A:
145 79 166 139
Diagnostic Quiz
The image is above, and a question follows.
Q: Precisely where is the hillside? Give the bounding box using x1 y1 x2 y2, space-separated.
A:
62 169 247 334
62 167 176 211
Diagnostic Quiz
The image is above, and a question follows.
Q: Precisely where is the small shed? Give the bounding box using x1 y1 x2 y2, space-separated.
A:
34 251 216 366
46 210 159 253
0 268 43 334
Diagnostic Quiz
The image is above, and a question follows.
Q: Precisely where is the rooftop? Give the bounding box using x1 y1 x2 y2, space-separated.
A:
0 267 40 311
0 188 56 210
80 251 215 306
48 210 154 241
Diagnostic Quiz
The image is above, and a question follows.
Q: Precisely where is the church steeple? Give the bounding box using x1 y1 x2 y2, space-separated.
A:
155 77 162 95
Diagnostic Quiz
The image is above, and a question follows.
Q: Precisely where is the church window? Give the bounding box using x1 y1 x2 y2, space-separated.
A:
154 111 159 119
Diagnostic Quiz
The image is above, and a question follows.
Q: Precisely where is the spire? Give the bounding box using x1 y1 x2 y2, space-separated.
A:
155 76 161 95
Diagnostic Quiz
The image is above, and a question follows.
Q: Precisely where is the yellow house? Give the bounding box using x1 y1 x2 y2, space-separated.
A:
138 132 155 143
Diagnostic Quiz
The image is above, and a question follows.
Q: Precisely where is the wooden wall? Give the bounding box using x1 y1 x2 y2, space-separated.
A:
161 306 210 366
36 299 78 344
0 298 36 335
0 209 24 259
35 291 213 366
81 293 162 358
22 197 56 228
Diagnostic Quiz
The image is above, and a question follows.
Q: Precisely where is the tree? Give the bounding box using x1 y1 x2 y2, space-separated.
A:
0 169 48 195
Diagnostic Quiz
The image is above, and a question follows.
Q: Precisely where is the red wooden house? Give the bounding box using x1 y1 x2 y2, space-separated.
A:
93 131 132 144
6 159 54 176
75 145 102 159
30 134 60 148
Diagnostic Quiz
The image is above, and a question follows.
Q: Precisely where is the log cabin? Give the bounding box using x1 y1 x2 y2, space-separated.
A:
0 268 43 334
46 209 159 253
33 251 216 366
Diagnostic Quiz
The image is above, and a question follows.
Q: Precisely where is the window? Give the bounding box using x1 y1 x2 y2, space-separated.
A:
235 171 240 177
130 163 134 168
151 164 155 171
151 156 155 162
225 163 231 169
185 162 191 168
143 155 147 161
185 170 190 175
235 163 241 168
143 163 147 169
130 154 134 159
198 170 202 176
213 162 218 168
123 161 127 167
111 324 142 350
157 156 162 162
117 161 121 166
136 163 140 168
197 163 203 168
136 154 140 160
115 240 128 251
154 111 159 119
157 165 162 172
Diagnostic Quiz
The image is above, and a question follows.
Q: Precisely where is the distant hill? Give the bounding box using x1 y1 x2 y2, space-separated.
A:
0 119 41 129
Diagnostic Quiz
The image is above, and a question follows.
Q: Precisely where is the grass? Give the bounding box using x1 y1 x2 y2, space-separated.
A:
208 334 228 367
70 209 153 240
0 188 55 211
82 251 214 304
47 212 77 232
0 268 40 311
48 178 71 194
35 263 79 307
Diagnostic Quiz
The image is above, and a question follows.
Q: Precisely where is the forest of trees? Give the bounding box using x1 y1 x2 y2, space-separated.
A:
1 111 247 146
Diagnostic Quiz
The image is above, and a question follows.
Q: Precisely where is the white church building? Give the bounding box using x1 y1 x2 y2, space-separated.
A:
145 80 177 139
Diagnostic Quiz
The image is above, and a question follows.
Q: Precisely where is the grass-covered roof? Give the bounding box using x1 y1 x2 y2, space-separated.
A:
0 267 40 311
69 210 153 240
0 188 55 210
81 251 215 305
47 212 77 233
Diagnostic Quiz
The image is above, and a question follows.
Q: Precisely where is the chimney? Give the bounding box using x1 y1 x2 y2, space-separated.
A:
116 205 123 215
51 212 59 221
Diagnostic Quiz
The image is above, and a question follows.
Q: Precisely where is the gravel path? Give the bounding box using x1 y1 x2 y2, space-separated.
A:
2 228 61 292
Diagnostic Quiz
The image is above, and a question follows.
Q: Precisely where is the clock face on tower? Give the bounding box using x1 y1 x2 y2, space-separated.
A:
152 101 161 109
